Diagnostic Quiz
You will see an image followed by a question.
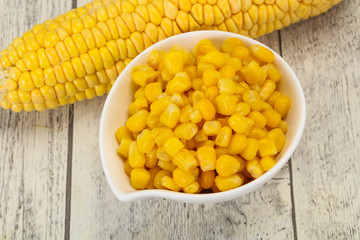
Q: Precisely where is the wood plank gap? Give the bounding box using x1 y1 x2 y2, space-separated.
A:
278 30 298 240
64 105 75 240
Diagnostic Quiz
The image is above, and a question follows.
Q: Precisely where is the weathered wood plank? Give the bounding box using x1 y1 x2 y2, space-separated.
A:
0 0 72 239
281 0 360 239
70 0 294 236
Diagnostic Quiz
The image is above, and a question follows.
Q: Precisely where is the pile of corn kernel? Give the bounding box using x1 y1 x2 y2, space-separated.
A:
115 38 291 193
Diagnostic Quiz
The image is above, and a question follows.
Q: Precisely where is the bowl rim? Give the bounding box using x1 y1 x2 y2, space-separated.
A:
99 31 306 204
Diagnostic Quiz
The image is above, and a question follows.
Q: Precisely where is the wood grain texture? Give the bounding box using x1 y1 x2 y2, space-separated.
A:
0 0 72 239
69 0 295 236
281 0 360 239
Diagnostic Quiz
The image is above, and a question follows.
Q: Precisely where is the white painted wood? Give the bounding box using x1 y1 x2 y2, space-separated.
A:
281 0 360 239
0 0 72 239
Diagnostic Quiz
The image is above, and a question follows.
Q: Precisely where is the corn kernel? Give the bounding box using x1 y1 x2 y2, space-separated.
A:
194 98 216 121
215 174 243 191
148 50 164 70
259 79 276 100
130 168 151 189
183 181 200 193
159 103 180 128
196 146 216 171
260 156 276 171
202 121 221 136
274 95 291 118
267 128 286 152
240 138 259 160
173 168 196 187
227 133 248 154
246 158 264 178
163 50 184 75
173 149 198 171
240 61 263 85
179 105 193 123
115 126 132 144
194 130 208 143
267 91 282 107
221 38 244 53
132 65 157 87
218 78 235 95
215 126 232 147
145 147 158 168
248 111 267 128
243 90 262 111
166 72 192 94
205 86 219 102
234 102 250 116
136 129 156 153
258 138 277 157
203 69 220 87
146 166 161 189
279 120 288 134
161 176 181 191
126 109 149 132
163 137 185 157
228 113 254 134
214 94 236 115
152 170 172 189
152 127 174 147
200 50 225 69
199 170 215 189
128 141 146 168
190 109 202 123
263 109 281 128
249 45 275 63
263 63 281 82
216 155 241 177
150 96 171 116
144 82 163 103
248 127 267 139
156 147 172 162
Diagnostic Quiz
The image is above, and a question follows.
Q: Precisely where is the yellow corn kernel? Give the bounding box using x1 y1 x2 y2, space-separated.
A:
115 126 132 144
248 111 267 128
204 86 219 103
215 174 243 191
192 78 203 91
267 90 282 107
199 170 215 189
150 96 171 116
194 130 208 143
11 103 24 113
267 128 286 152
179 105 192 123
234 103 249 116
130 168 151 190
240 138 259 160
137 129 156 153
219 64 236 80
221 38 244 53
161 68 174 82
274 95 291 118
166 72 192 94
259 80 276 101
263 109 281 128
189 109 202 123
263 63 281 82
214 94 236 115
248 127 267 139
183 180 200 193
146 166 161 189
171 93 185 107
154 170 172 189
151 127 174 147
278 120 288 134
44 30 60 48
192 98 216 121
126 109 149 132
214 146 228 158
128 141 146 168
231 46 249 61
240 61 264 85
218 78 235 95
156 147 172 162
202 121 221 136
258 138 277 157
201 50 226 70
163 50 184 75
260 156 276 171
131 65 157 87
144 82 162 103
215 126 232 147
129 98 148 114
145 147 158 168
228 113 254 134
227 133 247 154
163 137 185 157
146 112 159 129
159 103 180 128
147 50 164 70
173 122 198 140
246 158 264 178
161 176 181 191
134 87 145 100
203 69 220 87
117 138 133 158
195 146 216 171
173 168 195 188
249 45 275 63
243 91 262 112
173 149 198 171
216 155 241 177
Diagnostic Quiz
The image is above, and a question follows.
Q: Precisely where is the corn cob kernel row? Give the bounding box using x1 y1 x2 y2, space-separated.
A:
0 0 342 112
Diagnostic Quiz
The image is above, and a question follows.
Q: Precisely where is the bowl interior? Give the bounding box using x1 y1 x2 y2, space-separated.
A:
99 31 306 203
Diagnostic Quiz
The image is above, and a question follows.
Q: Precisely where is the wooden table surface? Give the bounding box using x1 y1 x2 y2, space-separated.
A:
0 0 359 239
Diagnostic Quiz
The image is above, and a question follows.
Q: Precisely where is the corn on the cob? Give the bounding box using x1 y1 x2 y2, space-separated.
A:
0 0 342 112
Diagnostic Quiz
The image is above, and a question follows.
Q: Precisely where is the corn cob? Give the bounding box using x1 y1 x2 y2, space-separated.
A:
0 0 342 112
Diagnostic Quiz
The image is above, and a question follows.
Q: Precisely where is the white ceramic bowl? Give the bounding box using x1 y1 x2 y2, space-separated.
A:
99 31 306 204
